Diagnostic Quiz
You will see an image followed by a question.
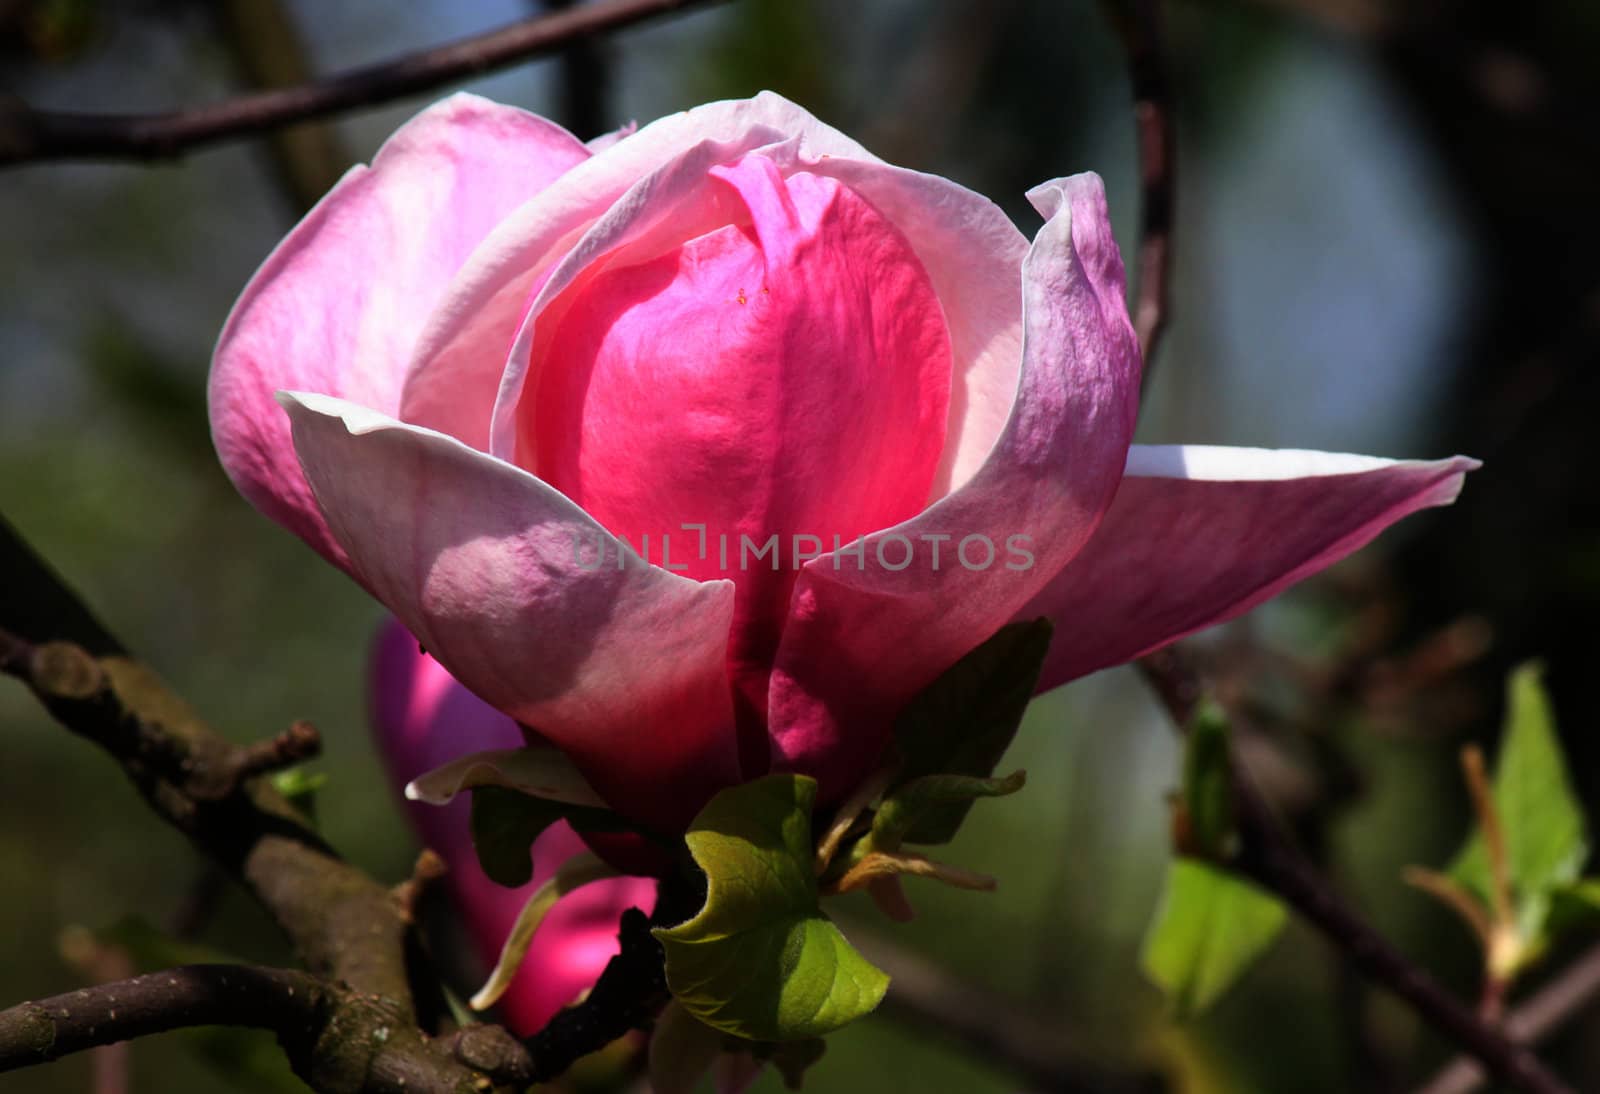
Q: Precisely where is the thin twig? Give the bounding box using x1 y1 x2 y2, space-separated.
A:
0 0 726 167
1416 942 1600 1094
1116 0 1177 379
215 0 351 211
1136 649 1572 1094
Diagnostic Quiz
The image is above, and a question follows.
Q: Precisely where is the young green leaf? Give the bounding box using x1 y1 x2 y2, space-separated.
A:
1449 662 1588 941
1141 858 1288 1017
468 786 627 888
889 619 1052 844
655 775 889 1041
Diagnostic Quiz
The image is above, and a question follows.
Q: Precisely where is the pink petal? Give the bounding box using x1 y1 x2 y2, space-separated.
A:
586 121 638 153
523 153 952 770
800 154 1028 497
400 92 879 455
209 93 589 567
282 392 739 831
767 173 1142 798
369 620 655 1034
1023 446 1478 691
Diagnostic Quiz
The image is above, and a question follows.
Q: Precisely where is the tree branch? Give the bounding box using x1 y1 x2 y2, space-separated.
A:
1136 648 1572 1094
0 515 495 1092
0 0 727 167
1114 0 1177 380
0 965 326 1074
0 964 489 1094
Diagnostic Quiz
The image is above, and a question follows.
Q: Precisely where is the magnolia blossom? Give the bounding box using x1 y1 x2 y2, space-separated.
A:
210 91 1474 833
369 619 655 1033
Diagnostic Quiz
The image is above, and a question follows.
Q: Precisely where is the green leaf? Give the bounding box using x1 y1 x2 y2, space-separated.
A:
432 746 636 888
469 786 626 888
655 775 889 1041
889 619 1052 844
271 768 327 824
870 771 1027 852
1450 662 1588 941
270 768 327 801
1180 699 1234 858
1141 859 1288 1018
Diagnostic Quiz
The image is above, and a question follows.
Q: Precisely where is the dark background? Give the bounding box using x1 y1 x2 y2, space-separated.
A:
4 0 1598 1090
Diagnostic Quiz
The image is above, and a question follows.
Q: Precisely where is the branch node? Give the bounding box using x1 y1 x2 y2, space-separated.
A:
391 849 449 925
29 640 106 700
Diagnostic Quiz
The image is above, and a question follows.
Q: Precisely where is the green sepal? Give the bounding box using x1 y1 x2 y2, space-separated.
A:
1449 662 1588 944
469 786 630 888
1141 858 1288 1018
410 744 639 888
655 775 889 1041
888 619 1052 844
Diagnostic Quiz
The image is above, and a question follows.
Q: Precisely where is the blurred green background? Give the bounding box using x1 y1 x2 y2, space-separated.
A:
5 1 1600 1091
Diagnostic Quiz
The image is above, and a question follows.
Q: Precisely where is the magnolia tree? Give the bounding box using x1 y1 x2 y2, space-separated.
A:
2 3 1595 1093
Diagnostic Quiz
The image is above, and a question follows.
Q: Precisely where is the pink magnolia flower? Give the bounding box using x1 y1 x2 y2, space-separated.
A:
369 618 656 1034
211 92 1474 832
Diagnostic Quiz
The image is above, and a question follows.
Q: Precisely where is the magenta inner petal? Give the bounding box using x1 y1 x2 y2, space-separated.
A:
520 153 953 771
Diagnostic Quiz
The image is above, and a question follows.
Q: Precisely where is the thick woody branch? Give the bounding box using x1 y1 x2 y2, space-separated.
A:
1137 648 1572 1094
0 965 484 1094
0 0 725 167
0 516 489 1091
0 614 409 1005
0 966 325 1073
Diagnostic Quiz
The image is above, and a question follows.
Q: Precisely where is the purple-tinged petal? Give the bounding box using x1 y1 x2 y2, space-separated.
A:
284 392 739 830
767 173 1142 799
1021 446 1478 691
209 93 588 567
369 620 655 1033
400 92 878 455
795 153 1028 497
521 153 954 767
